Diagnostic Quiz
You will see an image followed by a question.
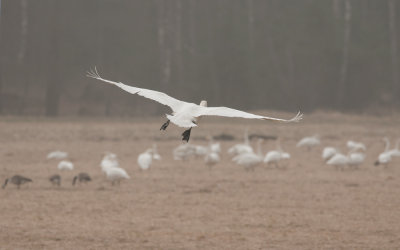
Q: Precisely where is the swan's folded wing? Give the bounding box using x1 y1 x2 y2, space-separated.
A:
87 67 185 112
193 106 303 123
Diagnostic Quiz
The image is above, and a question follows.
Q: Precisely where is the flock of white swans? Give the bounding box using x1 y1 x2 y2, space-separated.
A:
2 130 399 189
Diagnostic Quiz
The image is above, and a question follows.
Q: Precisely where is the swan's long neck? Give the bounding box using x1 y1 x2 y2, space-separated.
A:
244 128 249 145
384 137 390 152
256 139 263 157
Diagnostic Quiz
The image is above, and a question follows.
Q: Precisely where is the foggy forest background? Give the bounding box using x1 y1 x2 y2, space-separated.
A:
0 0 399 117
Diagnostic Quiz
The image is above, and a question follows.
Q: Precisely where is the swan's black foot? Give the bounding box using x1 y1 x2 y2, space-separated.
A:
182 128 192 142
160 120 170 130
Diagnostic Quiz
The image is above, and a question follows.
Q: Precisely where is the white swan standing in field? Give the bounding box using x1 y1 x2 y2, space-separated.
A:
100 152 119 173
326 153 349 169
87 67 302 142
348 151 365 168
374 137 392 167
322 147 340 161
104 167 130 185
263 139 290 167
347 140 366 151
173 143 196 160
138 149 154 170
228 128 253 156
47 151 68 160
204 151 220 170
296 135 320 150
233 139 264 171
387 138 400 158
151 144 162 160
57 160 74 171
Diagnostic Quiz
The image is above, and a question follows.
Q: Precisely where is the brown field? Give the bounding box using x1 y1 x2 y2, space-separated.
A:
1 112 400 249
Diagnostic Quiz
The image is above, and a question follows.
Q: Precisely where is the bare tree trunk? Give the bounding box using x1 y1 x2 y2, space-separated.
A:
388 0 399 102
337 0 351 108
175 0 183 88
157 0 171 89
45 0 60 116
19 0 29 115
332 0 341 19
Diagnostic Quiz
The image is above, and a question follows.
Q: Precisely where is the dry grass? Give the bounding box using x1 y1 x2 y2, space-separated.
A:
1 112 400 249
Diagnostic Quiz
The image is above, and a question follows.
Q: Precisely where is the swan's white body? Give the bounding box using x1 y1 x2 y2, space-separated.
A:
326 153 349 167
87 68 302 133
296 135 320 149
228 129 254 156
387 139 400 158
104 167 130 184
347 140 366 151
322 147 339 161
348 152 365 167
173 144 196 160
194 145 208 157
101 153 119 173
138 149 153 170
263 151 283 164
205 152 220 169
47 151 68 160
233 139 263 171
57 160 74 171
375 137 393 166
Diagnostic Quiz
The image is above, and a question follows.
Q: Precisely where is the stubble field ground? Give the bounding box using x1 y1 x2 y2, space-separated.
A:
1 111 400 249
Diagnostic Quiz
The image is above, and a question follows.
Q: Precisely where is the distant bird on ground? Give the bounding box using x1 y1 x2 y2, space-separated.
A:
387 138 400 158
49 174 61 186
151 144 162 160
322 147 340 161
57 160 74 171
326 153 349 170
47 150 68 160
263 139 291 167
204 151 220 170
2 175 32 189
375 137 392 167
104 167 130 185
228 128 253 157
87 67 302 142
138 148 154 170
348 151 365 168
296 135 320 150
233 139 264 171
347 140 366 151
72 173 92 186
173 143 196 161
100 152 119 173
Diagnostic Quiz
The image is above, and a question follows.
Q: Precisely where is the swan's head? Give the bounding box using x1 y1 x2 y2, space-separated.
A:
200 100 207 107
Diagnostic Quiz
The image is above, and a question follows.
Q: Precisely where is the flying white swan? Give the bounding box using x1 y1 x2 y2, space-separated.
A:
87 67 302 142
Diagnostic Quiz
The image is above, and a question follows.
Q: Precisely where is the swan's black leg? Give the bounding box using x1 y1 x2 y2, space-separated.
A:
160 120 170 130
182 128 192 142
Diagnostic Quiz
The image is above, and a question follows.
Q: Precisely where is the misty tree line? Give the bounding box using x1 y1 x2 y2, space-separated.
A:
0 0 399 116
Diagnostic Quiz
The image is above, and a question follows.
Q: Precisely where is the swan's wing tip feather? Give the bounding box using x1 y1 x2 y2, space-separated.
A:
288 111 303 123
86 66 101 79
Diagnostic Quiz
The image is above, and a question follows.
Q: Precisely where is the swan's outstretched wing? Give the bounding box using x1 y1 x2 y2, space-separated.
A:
87 67 185 112
192 106 303 123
